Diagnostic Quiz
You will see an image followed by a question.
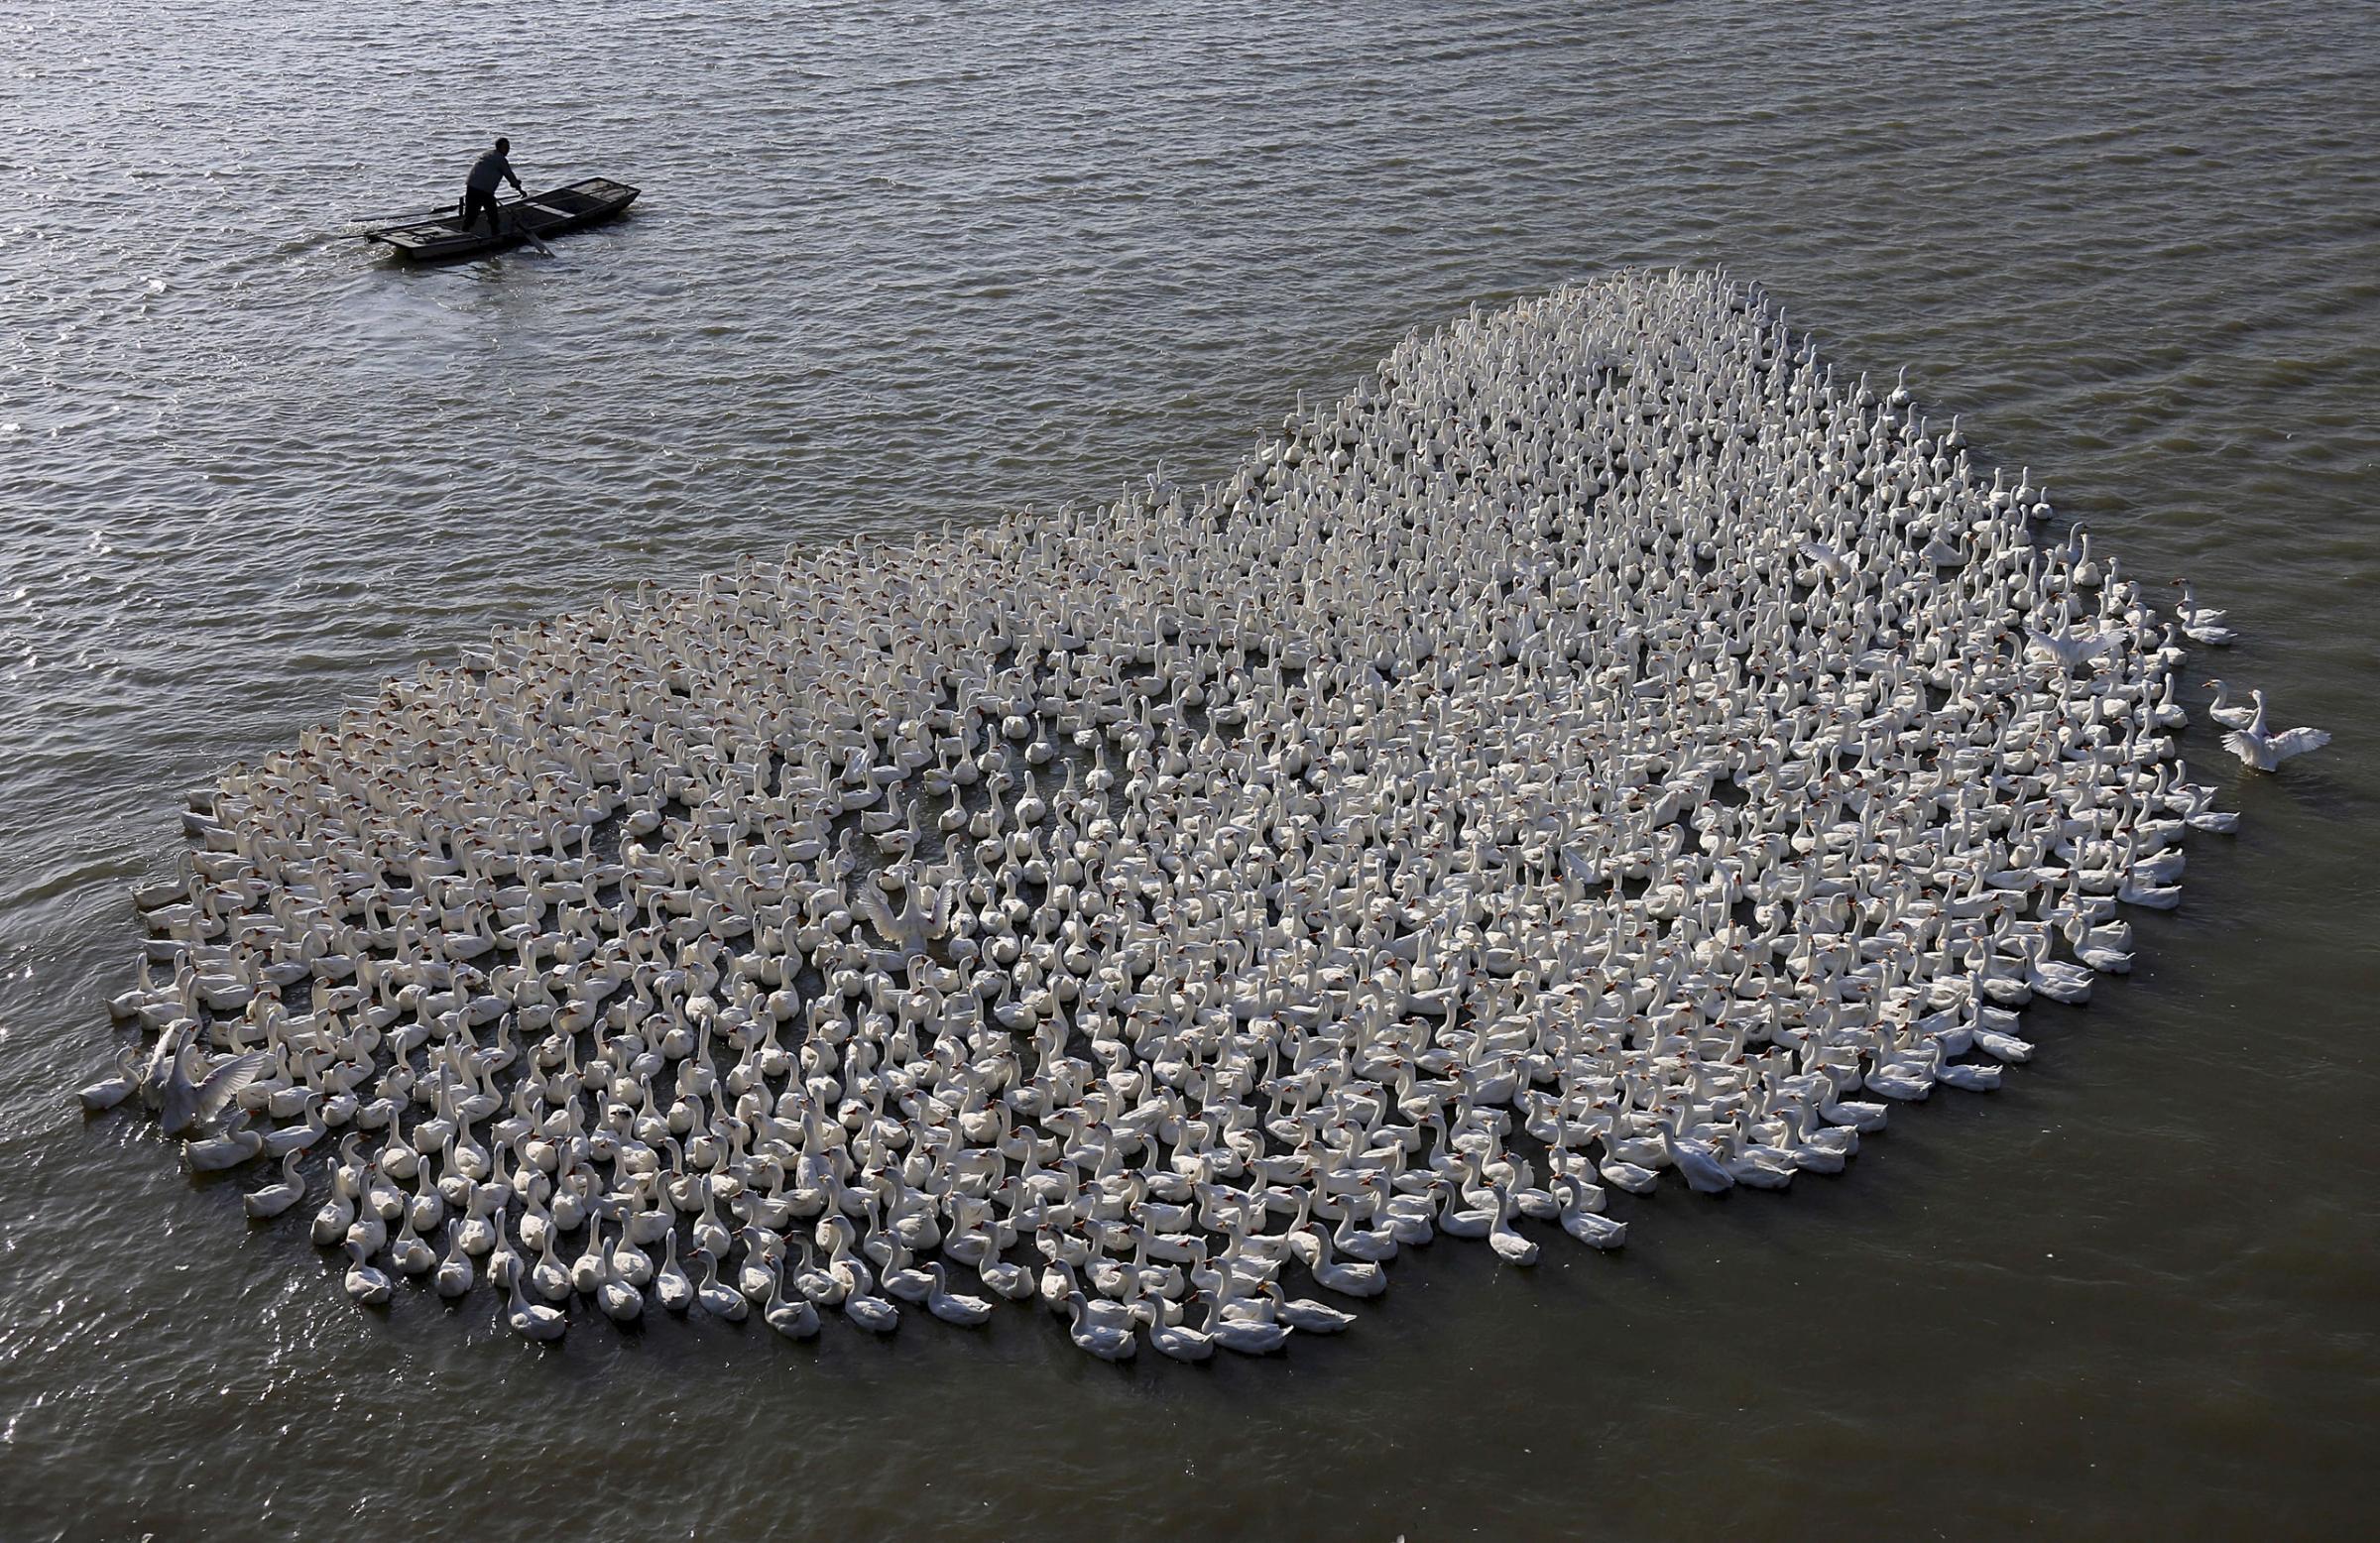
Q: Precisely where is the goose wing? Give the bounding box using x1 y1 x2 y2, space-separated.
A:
849 882 900 943
193 1050 269 1120
2269 727 2330 760
2026 628 2108 668
917 882 951 937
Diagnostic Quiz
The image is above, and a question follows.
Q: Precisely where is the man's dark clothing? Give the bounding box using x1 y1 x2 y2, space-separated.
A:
462 147 522 235
461 185 505 235
467 149 519 194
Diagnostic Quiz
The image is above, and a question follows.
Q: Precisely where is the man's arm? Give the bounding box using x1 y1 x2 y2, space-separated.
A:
507 160 524 194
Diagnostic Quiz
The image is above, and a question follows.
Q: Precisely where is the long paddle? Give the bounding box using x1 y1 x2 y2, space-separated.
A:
348 201 454 230
501 182 556 258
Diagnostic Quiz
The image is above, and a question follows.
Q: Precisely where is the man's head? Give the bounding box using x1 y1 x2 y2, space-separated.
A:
495 137 510 154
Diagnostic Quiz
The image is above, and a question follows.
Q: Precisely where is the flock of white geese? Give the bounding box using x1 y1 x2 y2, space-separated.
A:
84 270 2326 1359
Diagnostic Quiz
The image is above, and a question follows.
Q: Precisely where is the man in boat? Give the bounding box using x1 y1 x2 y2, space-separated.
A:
461 137 525 237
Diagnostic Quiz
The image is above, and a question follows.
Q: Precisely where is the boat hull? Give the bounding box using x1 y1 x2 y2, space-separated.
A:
365 178 639 262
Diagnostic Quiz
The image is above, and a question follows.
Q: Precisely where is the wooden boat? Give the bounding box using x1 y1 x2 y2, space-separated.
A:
364 178 639 261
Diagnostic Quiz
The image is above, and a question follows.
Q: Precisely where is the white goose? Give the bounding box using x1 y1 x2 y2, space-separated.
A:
241 1149 305 1218
507 1267 568 1342
2220 692 2329 772
1063 1290 1135 1361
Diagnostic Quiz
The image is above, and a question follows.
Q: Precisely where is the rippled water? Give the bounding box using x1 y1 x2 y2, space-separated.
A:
4 2 2377 1537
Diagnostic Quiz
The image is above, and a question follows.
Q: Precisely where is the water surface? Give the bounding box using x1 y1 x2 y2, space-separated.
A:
3 2 2377 1538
